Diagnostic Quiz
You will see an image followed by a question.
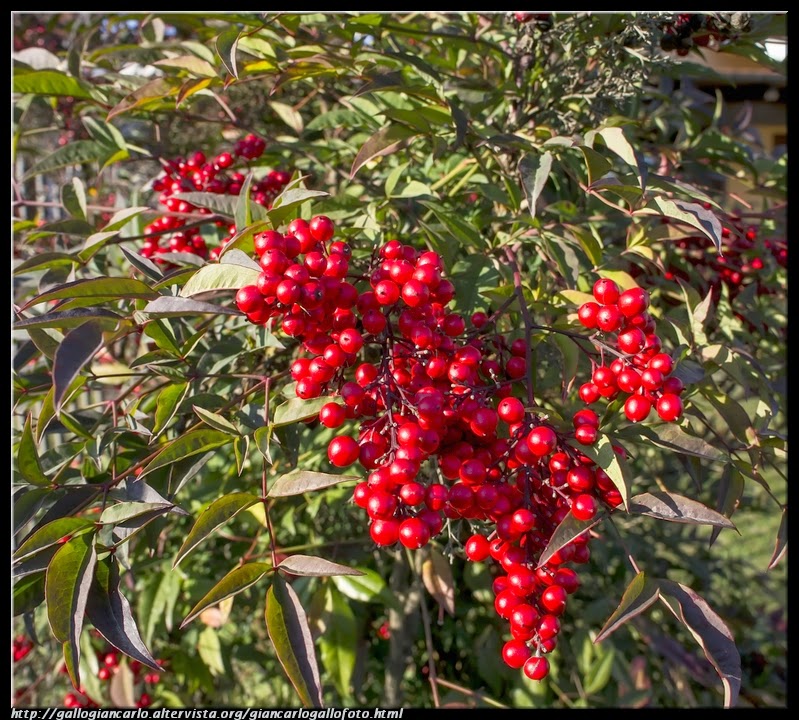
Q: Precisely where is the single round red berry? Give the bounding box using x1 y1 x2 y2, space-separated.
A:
328 436 360 467
593 278 621 305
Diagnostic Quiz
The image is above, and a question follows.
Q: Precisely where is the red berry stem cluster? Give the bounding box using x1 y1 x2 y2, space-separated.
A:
142 134 290 265
576 278 685 424
234 216 692 683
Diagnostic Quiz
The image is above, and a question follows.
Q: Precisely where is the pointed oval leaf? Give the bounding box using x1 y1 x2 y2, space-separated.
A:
629 492 736 529
574 434 630 511
331 568 401 611
179 264 260 297
24 277 157 310
193 405 240 436
595 572 660 643
658 580 741 708
272 396 332 427
14 252 79 275
15 308 123 331
268 470 359 498
173 492 260 568
319 585 357 701
277 555 364 578
181 562 272 628
150 381 189 439
350 124 418 179
139 296 241 319
267 188 330 229
519 151 553 219
14 517 95 563
53 321 105 412
45 533 97 673
99 501 174 526
648 424 728 463
86 559 159 671
768 508 787 570
141 429 232 477
16 414 50 486
107 78 177 120
219 248 262 271
537 512 603 569
108 659 136 707
266 574 323 708
22 140 114 180
173 191 239 218
650 198 723 252
422 547 455 616
710 466 745 547
216 26 241 78
14 69 94 98
13 572 45 616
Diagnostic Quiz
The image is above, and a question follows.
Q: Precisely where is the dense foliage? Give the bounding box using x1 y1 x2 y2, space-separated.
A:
12 12 786 709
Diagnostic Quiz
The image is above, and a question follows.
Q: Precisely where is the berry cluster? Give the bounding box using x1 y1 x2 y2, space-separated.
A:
233 217 690 682
576 279 685 424
12 634 33 662
142 134 290 265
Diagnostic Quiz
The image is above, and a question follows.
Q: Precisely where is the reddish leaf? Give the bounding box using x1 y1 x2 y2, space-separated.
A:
629 492 736 529
53 320 104 412
595 572 660 643
658 580 741 707
277 555 364 578
265 574 323 708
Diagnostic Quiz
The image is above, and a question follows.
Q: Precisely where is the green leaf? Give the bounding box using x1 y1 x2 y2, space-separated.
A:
193 406 240 436
198 626 226 677
14 252 79 275
99 501 175 526
45 534 98 689
419 200 482 248
597 126 647 190
14 517 95 564
701 392 754 447
62 177 87 221
53 320 105 413
277 555 364 577
151 381 190 439
82 116 127 151
580 146 613 185
519 151 553 219
270 100 304 134
268 470 359 498
216 26 241 78
85 560 160 671
181 562 272 628
658 580 741 707
272 396 331 427
179 264 260 297
537 512 603 569
13 572 45 616
16 414 50 486
559 289 596 306
650 197 723 252
595 572 660 643
265 574 323 708
142 429 232 477
24 277 158 309
234 171 269 230
173 492 260 568
350 124 419 179
140 567 182 646
768 509 787 570
331 568 401 611
22 140 116 180
153 55 218 77
629 492 736 529
584 647 615 696
267 188 330 229
320 585 357 701
709 465 745 547
575 434 631 511
107 78 177 120
173 192 239 218
14 69 94 99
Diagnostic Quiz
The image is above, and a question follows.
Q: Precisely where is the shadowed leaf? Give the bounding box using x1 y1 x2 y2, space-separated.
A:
266 574 323 708
277 555 364 578
537 512 603 569
629 492 736 529
595 572 660 643
53 321 104 412
350 124 418 179
422 547 455 616
519 151 553 219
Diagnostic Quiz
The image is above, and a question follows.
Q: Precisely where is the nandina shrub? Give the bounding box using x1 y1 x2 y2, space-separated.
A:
12 11 785 710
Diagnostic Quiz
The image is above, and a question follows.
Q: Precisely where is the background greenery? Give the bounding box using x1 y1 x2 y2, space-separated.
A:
12 12 786 709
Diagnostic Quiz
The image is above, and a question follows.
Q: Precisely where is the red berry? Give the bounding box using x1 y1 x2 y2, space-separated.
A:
398 517 431 549
617 287 649 317
596 305 622 333
541 585 568 615
328 436 360 467
498 397 525 424
526 426 558 457
624 394 652 423
572 493 598 521
593 278 621 305
523 656 550 681
656 393 684 422
502 639 532 669
319 402 346 428
309 215 335 243
577 302 600 328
